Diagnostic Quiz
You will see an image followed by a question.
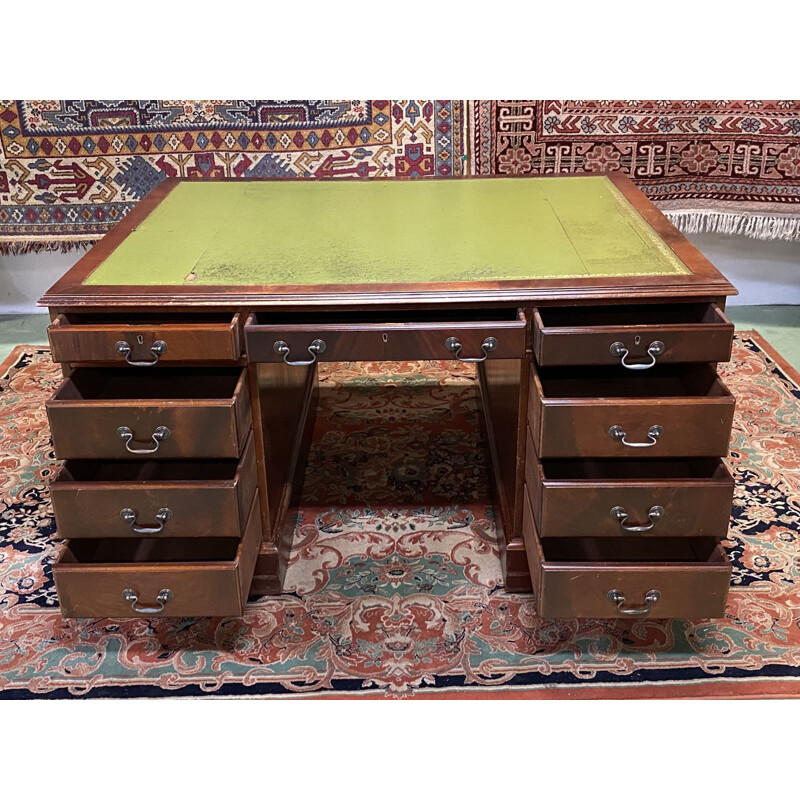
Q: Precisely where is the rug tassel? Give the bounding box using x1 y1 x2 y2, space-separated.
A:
664 210 800 243
0 240 97 257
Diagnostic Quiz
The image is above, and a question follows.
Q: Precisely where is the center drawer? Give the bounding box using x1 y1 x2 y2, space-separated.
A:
53 493 261 619
244 308 527 363
525 436 734 538
49 432 257 539
47 312 243 365
528 362 735 458
46 367 251 459
522 493 731 619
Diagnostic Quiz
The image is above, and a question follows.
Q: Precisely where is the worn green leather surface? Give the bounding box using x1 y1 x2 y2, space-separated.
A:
84 176 689 286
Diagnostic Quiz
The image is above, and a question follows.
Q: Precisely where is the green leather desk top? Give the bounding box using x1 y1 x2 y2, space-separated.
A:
83 176 690 287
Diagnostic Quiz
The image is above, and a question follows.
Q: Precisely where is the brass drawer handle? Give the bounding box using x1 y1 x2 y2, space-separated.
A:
117 425 171 454
122 588 173 614
608 424 663 448
115 340 167 366
609 340 664 370
445 336 498 363
607 589 661 616
611 505 665 533
273 339 326 366
120 507 173 534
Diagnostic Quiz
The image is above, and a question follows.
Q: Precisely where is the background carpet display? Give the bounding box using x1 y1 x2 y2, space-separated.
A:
1 100 799 253
0 333 798 699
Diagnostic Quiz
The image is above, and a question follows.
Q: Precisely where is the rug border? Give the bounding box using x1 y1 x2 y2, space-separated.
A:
0 344 35 378
738 328 800 386
1 333 799 701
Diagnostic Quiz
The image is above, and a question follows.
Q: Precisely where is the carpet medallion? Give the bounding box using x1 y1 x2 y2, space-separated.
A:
0 334 799 699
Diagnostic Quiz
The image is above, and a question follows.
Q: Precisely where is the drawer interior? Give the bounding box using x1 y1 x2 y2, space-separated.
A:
52 367 243 401
61 536 239 564
57 312 235 326
536 303 724 328
58 458 240 483
541 536 723 564
540 458 729 481
249 307 522 325
537 364 729 399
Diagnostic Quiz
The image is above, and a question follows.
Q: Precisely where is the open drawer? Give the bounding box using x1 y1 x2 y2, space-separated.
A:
522 494 731 619
528 362 735 458
53 495 261 618
49 433 257 539
244 308 527 363
525 438 734 538
47 312 243 365
46 367 251 459
532 303 733 367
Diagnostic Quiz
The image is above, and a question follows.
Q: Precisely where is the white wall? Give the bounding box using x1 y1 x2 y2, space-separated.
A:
1 232 799 313
0 250 81 313
685 232 800 306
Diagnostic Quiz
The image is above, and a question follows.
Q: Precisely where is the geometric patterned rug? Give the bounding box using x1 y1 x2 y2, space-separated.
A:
0 332 798 699
3 100 800 253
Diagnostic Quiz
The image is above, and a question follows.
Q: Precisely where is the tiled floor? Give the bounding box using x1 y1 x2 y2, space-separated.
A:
1 307 799 370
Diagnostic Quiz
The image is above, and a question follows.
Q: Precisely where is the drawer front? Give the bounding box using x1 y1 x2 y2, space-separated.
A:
528 364 735 459
532 303 733 367
532 401 735 459
46 369 251 460
48 313 243 365
525 435 734 538
522 495 731 619
49 434 257 539
54 494 261 618
244 310 527 363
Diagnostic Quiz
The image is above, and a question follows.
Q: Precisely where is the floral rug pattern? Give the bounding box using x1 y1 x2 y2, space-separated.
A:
0 335 799 698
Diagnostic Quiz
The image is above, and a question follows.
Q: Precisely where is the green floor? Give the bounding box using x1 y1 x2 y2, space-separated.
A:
1 307 799 371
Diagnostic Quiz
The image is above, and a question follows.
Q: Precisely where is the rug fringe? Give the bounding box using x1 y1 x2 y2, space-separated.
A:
0 239 97 257
665 209 800 243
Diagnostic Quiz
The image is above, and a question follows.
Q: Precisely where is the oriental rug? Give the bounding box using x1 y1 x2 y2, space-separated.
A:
0 332 799 700
2 100 800 254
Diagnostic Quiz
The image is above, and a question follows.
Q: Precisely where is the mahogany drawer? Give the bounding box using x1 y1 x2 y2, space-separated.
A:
244 308 527 363
532 303 733 368
49 432 257 539
528 362 735 459
46 367 251 460
522 493 731 619
525 433 734 538
53 494 261 618
48 312 243 365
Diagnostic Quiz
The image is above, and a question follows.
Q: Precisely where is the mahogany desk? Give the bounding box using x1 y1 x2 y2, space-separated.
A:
39 173 738 620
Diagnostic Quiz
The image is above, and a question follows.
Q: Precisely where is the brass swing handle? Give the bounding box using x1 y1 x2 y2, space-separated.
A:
609 340 665 370
445 336 498 363
610 505 665 533
273 339 326 366
122 588 173 614
120 507 173 534
117 425 171 454
609 425 663 448
607 589 661 616
116 340 167 366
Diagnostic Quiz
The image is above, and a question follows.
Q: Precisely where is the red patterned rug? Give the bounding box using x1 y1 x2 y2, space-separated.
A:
2 100 799 253
0 332 799 699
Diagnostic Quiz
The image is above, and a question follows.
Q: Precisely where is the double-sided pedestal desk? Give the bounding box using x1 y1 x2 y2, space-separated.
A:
39 173 737 621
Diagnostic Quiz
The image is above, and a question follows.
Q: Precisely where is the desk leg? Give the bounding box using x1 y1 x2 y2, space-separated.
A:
478 358 532 592
248 360 319 595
